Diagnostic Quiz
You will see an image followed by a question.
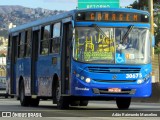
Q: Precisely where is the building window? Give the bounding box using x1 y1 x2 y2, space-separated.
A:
50 22 61 53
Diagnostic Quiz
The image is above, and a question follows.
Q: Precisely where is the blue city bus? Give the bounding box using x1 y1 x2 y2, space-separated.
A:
7 8 152 109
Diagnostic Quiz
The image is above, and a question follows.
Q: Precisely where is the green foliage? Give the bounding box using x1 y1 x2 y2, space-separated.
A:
155 46 160 54
131 1 139 9
155 28 160 42
155 30 160 54
0 54 6 57
130 0 159 9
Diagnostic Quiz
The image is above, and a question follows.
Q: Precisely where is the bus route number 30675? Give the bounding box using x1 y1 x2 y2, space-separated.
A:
126 73 142 79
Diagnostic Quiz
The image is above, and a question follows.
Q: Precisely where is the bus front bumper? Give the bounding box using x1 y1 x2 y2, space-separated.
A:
71 77 152 98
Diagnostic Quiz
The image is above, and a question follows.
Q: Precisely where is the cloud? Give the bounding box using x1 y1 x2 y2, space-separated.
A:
44 0 77 3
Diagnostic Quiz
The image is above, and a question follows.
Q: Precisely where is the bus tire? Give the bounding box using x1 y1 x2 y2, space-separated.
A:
116 97 131 110
19 81 30 106
55 81 69 109
79 100 88 106
70 100 80 106
30 98 40 107
17 96 20 100
10 95 14 98
57 96 69 109
5 95 8 98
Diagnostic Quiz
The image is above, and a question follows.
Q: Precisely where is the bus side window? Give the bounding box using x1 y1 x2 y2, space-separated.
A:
40 25 50 55
18 32 25 58
50 22 61 54
24 29 31 57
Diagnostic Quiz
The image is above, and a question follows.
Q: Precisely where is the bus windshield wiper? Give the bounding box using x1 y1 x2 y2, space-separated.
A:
121 25 134 44
92 24 107 38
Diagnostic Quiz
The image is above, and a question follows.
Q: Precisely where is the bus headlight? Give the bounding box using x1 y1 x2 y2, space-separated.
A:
76 74 80 77
137 74 151 84
80 76 85 80
144 74 151 80
75 73 91 83
137 79 144 84
85 78 91 83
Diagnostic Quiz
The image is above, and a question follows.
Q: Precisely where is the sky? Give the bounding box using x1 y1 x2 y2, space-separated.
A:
0 0 136 10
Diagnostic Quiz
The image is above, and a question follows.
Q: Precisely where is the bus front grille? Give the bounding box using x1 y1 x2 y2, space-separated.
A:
93 79 136 83
88 67 140 73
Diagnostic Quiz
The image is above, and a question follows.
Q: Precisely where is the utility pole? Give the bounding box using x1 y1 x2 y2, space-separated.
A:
148 0 154 35
148 0 154 55
148 0 158 83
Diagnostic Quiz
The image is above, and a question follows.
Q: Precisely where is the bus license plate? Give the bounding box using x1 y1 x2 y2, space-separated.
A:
108 88 121 92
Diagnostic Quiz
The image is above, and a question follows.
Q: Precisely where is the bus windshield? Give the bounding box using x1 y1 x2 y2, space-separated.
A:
73 27 150 64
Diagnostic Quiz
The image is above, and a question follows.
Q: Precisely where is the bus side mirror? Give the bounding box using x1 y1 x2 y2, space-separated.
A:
152 35 155 47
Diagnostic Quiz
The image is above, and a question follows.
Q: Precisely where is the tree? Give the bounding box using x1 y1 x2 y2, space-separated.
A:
131 1 139 9
0 53 6 57
130 0 159 9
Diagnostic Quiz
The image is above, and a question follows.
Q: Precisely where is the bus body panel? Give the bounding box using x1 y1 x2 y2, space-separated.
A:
16 58 31 96
37 54 61 97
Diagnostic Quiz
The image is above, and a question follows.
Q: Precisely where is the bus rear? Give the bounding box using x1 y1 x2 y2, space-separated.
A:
71 9 152 109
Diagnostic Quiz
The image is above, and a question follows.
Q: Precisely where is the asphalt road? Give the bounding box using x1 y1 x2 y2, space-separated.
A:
0 97 160 120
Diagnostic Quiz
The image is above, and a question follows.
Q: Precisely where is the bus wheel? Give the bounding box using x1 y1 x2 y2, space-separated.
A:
116 97 131 110
5 94 8 98
56 82 69 109
30 98 40 107
19 81 30 106
10 95 14 98
70 100 80 106
79 100 88 106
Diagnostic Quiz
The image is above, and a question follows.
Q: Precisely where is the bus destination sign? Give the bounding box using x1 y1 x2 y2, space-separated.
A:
76 12 149 23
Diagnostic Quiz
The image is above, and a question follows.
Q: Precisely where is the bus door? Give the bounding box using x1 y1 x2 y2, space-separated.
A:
31 28 40 96
10 35 18 94
61 17 73 95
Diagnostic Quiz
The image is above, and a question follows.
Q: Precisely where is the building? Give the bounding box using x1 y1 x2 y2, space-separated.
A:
8 22 16 29
0 57 6 76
